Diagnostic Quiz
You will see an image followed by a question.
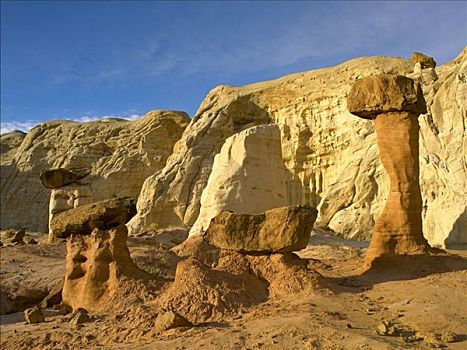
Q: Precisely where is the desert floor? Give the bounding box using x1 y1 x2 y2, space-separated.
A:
1 230 466 350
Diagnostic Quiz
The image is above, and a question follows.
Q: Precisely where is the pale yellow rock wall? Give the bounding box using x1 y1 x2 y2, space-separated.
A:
188 124 288 237
0 111 190 232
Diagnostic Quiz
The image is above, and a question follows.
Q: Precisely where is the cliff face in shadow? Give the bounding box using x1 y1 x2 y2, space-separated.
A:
0 111 189 232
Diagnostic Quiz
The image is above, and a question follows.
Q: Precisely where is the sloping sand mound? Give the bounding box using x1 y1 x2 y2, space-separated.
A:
154 251 325 323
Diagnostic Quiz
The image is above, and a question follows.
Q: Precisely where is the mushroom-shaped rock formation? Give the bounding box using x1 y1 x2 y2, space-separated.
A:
347 74 432 266
411 52 436 69
49 197 136 241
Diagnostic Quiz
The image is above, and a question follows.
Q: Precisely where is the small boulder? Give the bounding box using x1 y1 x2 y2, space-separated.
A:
24 306 45 324
376 321 397 336
10 228 25 244
24 237 38 245
49 197 136 239
69 308 90 327
155 309 193 332
205 206 317 253
40 280 63 308
441 330 458 343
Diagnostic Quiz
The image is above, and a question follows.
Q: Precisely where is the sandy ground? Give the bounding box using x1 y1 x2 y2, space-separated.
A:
1 230 466 350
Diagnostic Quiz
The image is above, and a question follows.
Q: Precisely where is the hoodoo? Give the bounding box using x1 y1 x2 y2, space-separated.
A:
347 74 432 266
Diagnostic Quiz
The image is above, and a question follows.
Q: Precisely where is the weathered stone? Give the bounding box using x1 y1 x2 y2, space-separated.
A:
127 96 271 234
40 280 63 308
440 330 458 343
49 197 136 240
40 168 91 189
9 228 25 243
205 206 317 252
411 52 436 69
1 110 190 232
189 124 288 237
348 75 431 265
155 309 193 332
69 308 90 327
24 306 45 324
347 74 427 119
62 225 149 313
24 237 37 245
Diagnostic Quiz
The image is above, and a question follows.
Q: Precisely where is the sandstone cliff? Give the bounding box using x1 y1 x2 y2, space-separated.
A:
130 49 466 247
0 111 190 232
188 124 288 237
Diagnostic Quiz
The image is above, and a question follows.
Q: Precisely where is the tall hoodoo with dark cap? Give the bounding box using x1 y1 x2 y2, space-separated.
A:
347 74 432 266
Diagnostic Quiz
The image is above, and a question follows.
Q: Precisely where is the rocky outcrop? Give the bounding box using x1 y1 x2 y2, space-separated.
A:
0 110 190 232
205 206 317 253
49 197 136 241
128 97 271 234
347 75 431 264
188 124 288 237
62 225 148 313
130 50 466 247
130 50 467 245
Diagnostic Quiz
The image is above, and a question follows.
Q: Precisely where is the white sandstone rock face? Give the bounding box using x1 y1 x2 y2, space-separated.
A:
131 49 466 248
189 125 288 237
0 111 190 232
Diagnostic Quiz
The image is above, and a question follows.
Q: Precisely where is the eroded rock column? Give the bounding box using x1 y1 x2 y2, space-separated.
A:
347 74 431 265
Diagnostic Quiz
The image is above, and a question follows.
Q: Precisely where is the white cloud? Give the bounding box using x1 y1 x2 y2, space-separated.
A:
0 121 38 134
0 114 142 134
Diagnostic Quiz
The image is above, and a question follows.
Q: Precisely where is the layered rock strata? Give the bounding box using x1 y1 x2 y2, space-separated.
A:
347 74 431 264
188 124 288 237
0 110 189 232
205 206 317 253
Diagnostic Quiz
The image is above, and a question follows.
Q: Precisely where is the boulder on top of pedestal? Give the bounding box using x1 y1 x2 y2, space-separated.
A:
347 74 427 119
49 197 136 239
40 168 91 189
411 52 436 69
205 206 317 253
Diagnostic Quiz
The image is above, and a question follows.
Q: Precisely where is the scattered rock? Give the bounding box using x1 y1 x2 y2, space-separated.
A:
9 228 25 244
440 330 458 343
24 306 45 324
69 308 90 327
205 206 317 252
40 280 64 308
24 237 37 245
155 309 193 332
49 197 136 239
411 52 436 68
376 321 397 336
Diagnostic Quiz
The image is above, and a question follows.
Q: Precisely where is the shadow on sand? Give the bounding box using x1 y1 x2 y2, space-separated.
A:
326 253 467 294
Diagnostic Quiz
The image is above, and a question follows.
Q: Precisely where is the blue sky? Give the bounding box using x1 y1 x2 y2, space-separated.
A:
1 1 466 133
